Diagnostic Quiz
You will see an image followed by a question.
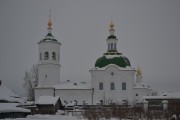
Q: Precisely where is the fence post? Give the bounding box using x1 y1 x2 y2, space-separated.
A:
162 100 168 111
143 100 148 113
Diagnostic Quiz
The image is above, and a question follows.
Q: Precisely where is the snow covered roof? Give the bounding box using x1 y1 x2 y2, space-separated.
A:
134 82 151 90
36 96 60 105
54 81 92 90
91 64 135 71
0 82 22 103
0 103 30 113
0 83 19 98
143 92 180 100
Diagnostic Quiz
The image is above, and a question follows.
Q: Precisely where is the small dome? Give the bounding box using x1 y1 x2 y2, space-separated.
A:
95 55 131 68
107 35 117 39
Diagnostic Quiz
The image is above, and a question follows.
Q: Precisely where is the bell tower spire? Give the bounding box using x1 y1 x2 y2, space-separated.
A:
48 10 52 29
109 19 115 36
37 11 61 87
104 20 121 55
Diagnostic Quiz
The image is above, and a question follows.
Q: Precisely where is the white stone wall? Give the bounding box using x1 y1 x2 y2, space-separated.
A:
134 88 152 103
38 41 61 87
90 65 135 105
34 87 54 102
38 64 60 87
38 41 61 65
55 89 92 105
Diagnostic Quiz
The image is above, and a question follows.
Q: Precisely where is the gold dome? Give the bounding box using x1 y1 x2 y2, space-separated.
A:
136 67 142 76
48 18 52 28
109 20 114 29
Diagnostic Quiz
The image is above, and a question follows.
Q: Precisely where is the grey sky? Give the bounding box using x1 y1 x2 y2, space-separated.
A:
0 0 180 96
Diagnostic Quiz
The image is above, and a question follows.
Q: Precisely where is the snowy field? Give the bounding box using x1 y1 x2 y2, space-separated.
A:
1 114 120 120
1 110 176 120
3 114 86 120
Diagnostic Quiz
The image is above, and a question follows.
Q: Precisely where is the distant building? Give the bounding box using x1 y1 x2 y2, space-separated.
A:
36 96 61 114
0 80 30 119
143 92 180 111
34 17 152 106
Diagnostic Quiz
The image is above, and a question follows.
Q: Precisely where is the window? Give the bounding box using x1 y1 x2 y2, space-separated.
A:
44 52 49 60
111 72 114 76
52 52 56 60
40 52 42 60
99 82 103 90
136 94 138 96
122 82 126 90
110 82 115 90
111 43 113 50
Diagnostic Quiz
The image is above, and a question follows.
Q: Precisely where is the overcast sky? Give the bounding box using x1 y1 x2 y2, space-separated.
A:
0 0 180 96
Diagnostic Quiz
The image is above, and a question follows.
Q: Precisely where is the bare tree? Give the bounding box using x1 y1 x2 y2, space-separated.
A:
23 64 38 101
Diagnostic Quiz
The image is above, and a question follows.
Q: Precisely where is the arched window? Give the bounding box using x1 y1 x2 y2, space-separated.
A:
40 52 42 60
44 52 49 60
110 82 115 90
111 43 113 50
52 52 56 60
122 82 126 90
99 82 103 90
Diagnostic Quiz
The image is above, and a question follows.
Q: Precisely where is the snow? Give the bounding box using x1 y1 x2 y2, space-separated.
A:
66 101 76 107
0 114 128 120
0 83 31 113
91 64 134 71
0 114 81 120
0 83 21 103
105 54 121 59
0 103 30 113
36 96 60 105
134 83 151 89
143 92 180 99
0 84 19 98
54 81 91 90
0 96 22 103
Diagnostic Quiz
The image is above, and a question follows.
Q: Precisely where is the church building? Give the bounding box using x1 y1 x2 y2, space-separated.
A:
34 17 152 106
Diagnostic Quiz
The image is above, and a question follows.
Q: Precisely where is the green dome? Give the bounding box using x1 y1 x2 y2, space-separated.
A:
95 56 131 68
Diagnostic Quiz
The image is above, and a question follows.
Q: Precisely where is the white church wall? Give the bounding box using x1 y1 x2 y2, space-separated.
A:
38 41 61 87
34 88 54 102
91 65 135 105
38 64 60 87
39 41 60 65
134 88 152 103
55 89 92 105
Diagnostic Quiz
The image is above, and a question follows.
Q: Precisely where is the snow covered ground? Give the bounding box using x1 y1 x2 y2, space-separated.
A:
1 110 126 120
1 113 119 120
1 110 175 120
1 114 82 120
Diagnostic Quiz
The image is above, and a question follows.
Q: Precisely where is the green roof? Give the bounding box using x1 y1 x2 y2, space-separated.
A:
108 35 117 39
95 56 131 68
42 33 57 42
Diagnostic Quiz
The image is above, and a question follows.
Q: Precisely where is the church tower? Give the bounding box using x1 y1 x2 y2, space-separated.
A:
37 15 61 87
90 21 135 105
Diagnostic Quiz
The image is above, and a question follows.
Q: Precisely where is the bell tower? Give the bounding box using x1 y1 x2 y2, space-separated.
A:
37 14 61 87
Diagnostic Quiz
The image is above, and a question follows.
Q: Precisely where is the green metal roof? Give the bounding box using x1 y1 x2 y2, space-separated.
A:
108 35 117 39
42 33 57 42
95 56 131 68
